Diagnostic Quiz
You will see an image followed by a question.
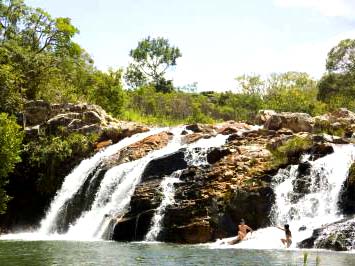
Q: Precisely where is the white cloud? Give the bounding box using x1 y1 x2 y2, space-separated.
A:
273 0 355 17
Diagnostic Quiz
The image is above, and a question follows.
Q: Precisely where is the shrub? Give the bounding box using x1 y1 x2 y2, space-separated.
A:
268 136 313 167
0 113 24 213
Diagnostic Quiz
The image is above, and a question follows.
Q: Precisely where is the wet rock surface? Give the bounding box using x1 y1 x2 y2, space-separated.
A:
104 131 173 167
111 112 355 244
338 162 355 215
4 106 355 245
298 217 355 251
141 150 187 182
114 124 285 243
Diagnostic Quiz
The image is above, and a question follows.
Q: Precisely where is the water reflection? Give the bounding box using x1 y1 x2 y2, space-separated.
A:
0 241 354 266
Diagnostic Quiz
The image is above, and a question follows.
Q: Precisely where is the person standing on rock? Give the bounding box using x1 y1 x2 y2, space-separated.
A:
228 218 253 245
277 224 292 248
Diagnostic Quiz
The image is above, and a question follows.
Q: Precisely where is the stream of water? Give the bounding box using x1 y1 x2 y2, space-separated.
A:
1 126 355 264
213 144 355 250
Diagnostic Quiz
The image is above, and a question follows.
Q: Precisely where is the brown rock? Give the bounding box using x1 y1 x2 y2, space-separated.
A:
105 131 173 166
182 133 205 144
24 100 51 126
185 123 215 134
264 112 313 133
255 110 277 125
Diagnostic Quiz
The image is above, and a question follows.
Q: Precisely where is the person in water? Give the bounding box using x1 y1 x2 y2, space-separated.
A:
228 218 253 245
277 224 292 248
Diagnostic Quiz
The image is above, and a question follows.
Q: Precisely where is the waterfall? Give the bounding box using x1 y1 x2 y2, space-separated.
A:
215 144 355 249
62 127 184 240
38 128 164 235
144 133 230 241
145 171 181 241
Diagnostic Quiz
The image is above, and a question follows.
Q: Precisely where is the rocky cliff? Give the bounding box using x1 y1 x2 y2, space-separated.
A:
1 104 355 250
0 100 148 230
110 109 355 244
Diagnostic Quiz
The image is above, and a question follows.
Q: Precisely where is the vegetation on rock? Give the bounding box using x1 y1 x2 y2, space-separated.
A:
267 135 313 167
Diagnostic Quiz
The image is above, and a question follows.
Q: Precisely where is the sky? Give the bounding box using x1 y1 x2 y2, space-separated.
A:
26 0 355 91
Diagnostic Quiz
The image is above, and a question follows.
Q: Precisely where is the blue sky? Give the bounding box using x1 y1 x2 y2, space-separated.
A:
26 0 355 91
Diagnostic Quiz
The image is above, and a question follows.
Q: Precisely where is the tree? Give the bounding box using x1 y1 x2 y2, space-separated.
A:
88 69 126 116
318 39 355 110
236 74 265 95
264 72 325 115
326 39 355 74
125 36 182 92
1 1 78 53
0 113 23 213
0 0 27 42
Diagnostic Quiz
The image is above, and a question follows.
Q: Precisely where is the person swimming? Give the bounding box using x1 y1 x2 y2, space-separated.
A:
277 224 292 248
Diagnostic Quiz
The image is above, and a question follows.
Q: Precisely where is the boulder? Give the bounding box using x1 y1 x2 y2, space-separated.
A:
141 150 188 182
298 217 355 251
206 147 232 164
22 100 149 143
314 108 355 138
216 121 252 135
24 100 51 126
255 110 277 125
104 131 173 167
82 110 103 124
264 112 313 133
112 209 156 241
309 143 334 160
182 133 206 144
112 179 163 241
185 123 215 134
338 163 355 214
332 108 355 123
290 162 312 203
47 113 82 133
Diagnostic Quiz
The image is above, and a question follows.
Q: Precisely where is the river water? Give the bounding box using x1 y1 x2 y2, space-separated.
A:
1 240 355 266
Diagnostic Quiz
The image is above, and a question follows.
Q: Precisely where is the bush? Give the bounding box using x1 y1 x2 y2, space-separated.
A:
268 136 313 167
313 118 345 137
0 113 24 213
24 132 97 194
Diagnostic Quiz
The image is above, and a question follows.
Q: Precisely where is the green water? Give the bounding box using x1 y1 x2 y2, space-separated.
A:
0 241 355 266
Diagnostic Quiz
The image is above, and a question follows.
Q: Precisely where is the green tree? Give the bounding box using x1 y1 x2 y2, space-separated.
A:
318 39 355 110
125 36 182 92
88 69 126 116
0 0 91 103
326 39 355 74
264 72 325 115
0 113 23 213
0 0 27 42
236 74 265 95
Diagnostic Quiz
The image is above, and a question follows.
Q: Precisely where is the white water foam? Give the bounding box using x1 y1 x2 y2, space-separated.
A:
144 133 230 241
0 128 164 240
63 127 184 240
185 134 229 165
145 171 181 241
212 144 355 250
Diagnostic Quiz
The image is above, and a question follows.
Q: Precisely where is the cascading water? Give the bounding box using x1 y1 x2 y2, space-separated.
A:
145 171 181 241
214 144 355 249
144 133 230 241
38 128 164 236
62 127 184 240
0 129 165 240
